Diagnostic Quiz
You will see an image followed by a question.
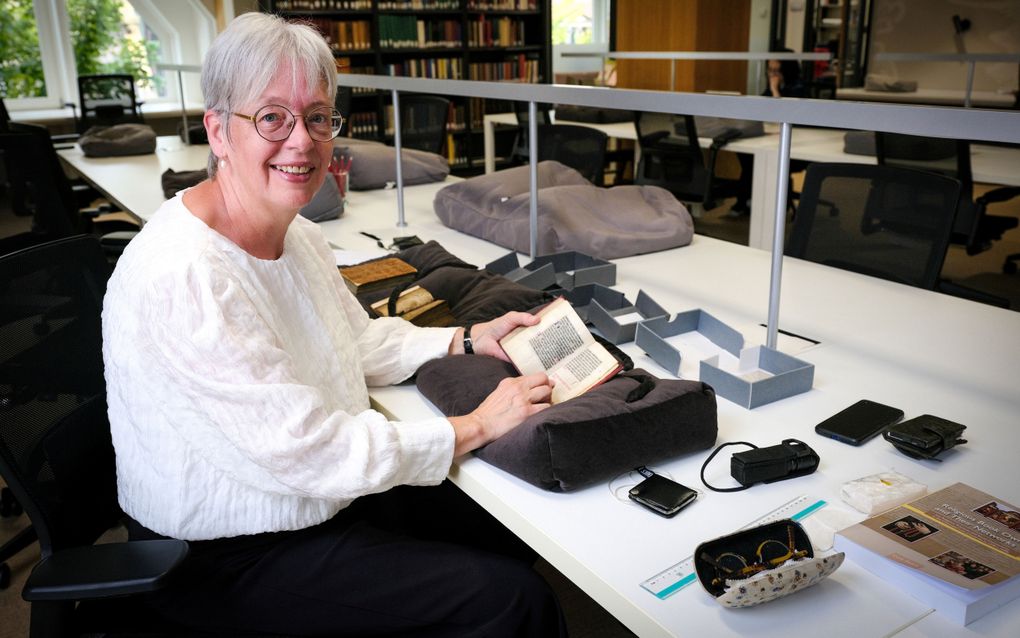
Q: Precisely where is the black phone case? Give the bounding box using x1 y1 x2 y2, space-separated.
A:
629 474 697 518
814 399 904 446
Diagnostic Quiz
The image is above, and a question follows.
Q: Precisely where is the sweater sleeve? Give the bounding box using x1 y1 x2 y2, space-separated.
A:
304 224 458 387
126 261 455 501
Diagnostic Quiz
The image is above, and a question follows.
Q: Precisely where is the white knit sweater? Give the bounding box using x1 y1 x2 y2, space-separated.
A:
102 194 457 540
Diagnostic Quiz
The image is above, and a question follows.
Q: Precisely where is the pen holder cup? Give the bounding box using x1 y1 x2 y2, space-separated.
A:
694 519 844 608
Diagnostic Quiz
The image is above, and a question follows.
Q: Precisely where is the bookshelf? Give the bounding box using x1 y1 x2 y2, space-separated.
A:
264 0 551 174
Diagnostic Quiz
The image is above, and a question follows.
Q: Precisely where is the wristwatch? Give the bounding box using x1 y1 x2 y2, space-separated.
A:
463 325 475 354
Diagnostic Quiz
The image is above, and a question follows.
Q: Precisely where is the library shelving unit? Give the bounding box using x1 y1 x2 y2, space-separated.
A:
263 0 551 175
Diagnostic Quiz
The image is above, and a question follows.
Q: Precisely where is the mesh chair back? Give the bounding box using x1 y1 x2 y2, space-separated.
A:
786 163 960 290
512 101 554 161
77 74 143 133
398 95 450 155
0 236 118 558
0 125 81 244
335 85 353 138
0 96 11 132
634 112 710 202
535 124 608 185
875 132 1018 255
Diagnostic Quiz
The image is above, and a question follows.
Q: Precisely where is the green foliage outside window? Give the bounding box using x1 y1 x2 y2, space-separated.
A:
1 0 162 99
0 0 46 97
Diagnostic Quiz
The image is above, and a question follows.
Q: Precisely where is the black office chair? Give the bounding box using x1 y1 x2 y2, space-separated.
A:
72 74 145 134
511 100 554 164
875 132 1019 258
534 123 608 185
0 123 138 258
335 85 353 138
786 162 960 290
0 236 190 637
633 111 740 211
398 94 450 155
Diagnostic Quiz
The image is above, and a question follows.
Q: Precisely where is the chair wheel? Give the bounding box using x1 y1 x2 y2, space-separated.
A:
0 562 11 590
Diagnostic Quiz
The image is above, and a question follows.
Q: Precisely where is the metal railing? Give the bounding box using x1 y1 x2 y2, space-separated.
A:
337 72 1020 348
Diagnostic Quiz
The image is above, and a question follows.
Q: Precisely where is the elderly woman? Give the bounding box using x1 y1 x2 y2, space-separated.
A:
102 12 564 637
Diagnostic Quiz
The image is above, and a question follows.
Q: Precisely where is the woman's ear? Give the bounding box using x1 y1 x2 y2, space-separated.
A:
205 110 227 158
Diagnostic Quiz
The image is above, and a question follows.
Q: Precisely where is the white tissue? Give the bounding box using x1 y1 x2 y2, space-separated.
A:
840 471 927 515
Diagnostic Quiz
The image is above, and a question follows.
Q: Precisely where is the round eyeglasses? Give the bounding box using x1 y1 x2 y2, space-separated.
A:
233 104 343 143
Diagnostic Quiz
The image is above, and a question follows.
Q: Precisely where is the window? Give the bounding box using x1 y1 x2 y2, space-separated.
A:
551 0 611 83
2 0 213 112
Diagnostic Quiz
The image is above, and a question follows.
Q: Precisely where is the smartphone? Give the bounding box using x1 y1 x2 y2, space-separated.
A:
814 399 904 446
628 474 698 518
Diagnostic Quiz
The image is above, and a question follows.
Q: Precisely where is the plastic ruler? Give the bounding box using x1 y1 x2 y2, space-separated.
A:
639 494 828 600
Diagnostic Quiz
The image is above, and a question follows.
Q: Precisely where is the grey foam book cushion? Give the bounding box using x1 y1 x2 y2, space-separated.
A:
416 355 718 492
79 123 157 157
433 161 694 260
334 137 449 190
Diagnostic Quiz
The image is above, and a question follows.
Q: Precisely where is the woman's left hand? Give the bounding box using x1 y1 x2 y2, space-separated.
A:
463 311 539 361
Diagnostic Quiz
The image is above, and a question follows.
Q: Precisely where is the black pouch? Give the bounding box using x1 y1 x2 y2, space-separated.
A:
694 519 843 608
701 439 819 492
883 415 967 461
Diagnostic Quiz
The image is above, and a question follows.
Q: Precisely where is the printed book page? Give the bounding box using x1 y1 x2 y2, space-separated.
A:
838 483 1020 591
499 297 621 404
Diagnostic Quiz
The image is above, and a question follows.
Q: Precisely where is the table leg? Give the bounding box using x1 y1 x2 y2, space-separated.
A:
484 118 495 174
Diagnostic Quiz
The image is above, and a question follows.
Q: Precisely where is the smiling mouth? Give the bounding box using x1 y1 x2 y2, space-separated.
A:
272 164 313 175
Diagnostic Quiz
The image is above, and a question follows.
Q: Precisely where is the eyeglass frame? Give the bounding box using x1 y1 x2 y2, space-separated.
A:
232 104 344 143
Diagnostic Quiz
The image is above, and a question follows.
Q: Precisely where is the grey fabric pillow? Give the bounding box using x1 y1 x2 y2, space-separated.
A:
416 355 718 492
334 138 449 190
433 161 694 260
79 124 157 157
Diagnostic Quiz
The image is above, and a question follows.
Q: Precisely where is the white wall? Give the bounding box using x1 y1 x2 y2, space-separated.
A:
868 0 1019 93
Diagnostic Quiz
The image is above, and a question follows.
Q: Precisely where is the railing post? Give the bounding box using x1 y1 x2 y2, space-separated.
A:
528 100 539 257
391 89 407 227
176 70 189 144
766 121 793 350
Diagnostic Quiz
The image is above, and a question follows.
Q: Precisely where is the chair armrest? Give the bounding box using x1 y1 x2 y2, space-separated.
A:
976 186 1020 206
22 539 188 602
938 280 1010 308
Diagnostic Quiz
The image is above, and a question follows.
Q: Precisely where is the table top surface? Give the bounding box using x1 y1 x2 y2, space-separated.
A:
318 180 1020 637
58 137 1020 636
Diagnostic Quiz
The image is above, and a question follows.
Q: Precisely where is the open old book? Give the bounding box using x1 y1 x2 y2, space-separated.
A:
499 297 622 404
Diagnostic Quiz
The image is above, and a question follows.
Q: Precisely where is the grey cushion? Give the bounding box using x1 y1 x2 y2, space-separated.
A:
79 123 157 157
334 137 449 190
416 356 718 492
433 161 694 260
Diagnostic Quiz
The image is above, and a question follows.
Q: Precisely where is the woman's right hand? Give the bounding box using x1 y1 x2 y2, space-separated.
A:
448 372 553 456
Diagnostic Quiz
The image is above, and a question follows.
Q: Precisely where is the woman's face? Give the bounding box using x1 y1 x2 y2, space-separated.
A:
221 65 333 214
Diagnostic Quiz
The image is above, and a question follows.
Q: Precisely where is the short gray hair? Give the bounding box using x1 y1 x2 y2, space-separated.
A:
202 13 337 177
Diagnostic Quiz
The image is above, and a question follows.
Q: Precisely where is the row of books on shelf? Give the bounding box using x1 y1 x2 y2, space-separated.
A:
467 55 540 82
311 18 372 51
381 104 466 137
467 0 537 10
379 0 460 9
346 112 381 138
384 57 464 79
275 0 371 10
445 134 472 167
379 16 462 49
276 0 540 11
467 16 527 47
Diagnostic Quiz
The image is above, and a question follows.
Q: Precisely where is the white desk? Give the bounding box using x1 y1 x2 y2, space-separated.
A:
58 136 211 222
836 88 1015 109
58 137 1020 636
318 182 1020 637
